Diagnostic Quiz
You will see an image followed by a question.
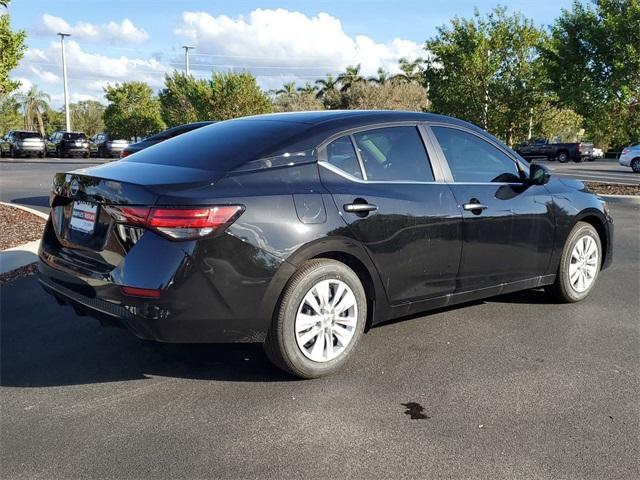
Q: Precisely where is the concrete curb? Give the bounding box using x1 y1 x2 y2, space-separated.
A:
0 201 49 220
0 240 40 274
600 194 640 205
0 202 47 274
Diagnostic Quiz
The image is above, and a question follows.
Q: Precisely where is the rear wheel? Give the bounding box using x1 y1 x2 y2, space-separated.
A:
558 152 569 163
264 259 366 379
546 222 601 303
631 158 640 173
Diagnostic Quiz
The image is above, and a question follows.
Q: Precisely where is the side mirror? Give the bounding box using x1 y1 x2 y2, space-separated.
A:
529 163 551 185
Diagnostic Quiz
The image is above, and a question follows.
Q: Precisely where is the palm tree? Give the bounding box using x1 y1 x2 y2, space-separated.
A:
392 57 425 83
368 67 390 85
14 85 51 136
297 82 317 96
315 74 339 99
276 82 297 96
338 64 365 92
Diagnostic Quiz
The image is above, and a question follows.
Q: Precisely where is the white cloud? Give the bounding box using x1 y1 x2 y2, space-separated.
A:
14 42 169 105
36 14 148 44
175 9 424 79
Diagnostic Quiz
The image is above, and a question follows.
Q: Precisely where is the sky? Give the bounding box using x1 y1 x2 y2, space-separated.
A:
6 0 575 107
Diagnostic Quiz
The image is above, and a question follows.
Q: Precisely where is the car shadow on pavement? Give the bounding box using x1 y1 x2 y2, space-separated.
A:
0 276 294 387
11 196 50 209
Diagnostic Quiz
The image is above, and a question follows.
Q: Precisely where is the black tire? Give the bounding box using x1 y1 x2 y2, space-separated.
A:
546 222 602 303
558 152 569 163
9 146 16 158
631 158 640 174
264 259 367 379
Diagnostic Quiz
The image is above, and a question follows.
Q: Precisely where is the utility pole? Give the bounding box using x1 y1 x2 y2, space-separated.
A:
58 32 71 132
182 45 195 76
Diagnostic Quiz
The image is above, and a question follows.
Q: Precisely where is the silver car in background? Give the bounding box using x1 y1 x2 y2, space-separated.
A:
0 131 46 158
91 133 130 159
619 143 640 173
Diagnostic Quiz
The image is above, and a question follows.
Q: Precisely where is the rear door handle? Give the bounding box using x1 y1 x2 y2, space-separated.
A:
462 202 488 211
344 203 378 213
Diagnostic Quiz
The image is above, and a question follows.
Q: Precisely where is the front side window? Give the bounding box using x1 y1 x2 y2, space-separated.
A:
431 126 521 183
353 126 434 182
325 136 363 179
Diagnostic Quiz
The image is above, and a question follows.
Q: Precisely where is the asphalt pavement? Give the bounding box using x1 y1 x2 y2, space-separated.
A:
0 158 107 213
531 157 640 186
1 201 639 479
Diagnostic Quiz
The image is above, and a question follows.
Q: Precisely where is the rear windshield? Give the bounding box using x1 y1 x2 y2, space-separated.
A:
64 133 87 140
16 132 41 139
124 119 312 171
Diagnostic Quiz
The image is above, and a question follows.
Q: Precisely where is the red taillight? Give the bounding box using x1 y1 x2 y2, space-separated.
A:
121 286 161 298
120 150 130 158
105 205 244 240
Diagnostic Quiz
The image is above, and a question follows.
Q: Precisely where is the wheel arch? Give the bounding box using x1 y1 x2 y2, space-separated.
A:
261 237 388 334
574 209 609 267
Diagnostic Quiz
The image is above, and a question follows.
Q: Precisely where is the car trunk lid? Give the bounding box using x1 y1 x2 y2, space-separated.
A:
47 161 222 268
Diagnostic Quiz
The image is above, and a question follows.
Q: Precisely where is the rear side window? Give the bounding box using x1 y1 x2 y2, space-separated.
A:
326 136 363 179
124 119 312 171
16 132 41 139
64 133 86 140
432 126 521 183
353 126 434 182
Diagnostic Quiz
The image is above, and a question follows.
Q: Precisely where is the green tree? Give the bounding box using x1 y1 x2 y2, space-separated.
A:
368 68 391 85
13 85 50 136
206 72 271 120
393 57 426 83
0 8 27 96
103 81 165 140
276 82 297 95
424 7 548 145
338 64 365 92
70 100 105 136
158 71 211 127
315 74 340 100
42 108 64 137
542 0 640 148
0 95 21 134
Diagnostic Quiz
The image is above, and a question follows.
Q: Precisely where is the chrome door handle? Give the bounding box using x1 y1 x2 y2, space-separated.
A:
344 203 378 213
463 202 488 211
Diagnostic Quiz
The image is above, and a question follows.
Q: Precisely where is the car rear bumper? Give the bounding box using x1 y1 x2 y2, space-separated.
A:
37 220 291 343
38 256 272 343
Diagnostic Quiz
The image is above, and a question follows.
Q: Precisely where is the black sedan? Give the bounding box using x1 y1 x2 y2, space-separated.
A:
38 111 613 378
119 121 214 158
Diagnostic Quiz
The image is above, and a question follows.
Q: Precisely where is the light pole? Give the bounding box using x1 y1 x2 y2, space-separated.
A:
58 32 71 132
182 45 195 76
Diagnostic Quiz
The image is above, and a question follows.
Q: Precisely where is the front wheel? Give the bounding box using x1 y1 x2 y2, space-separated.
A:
264 259 367 379
558 152 569 163
546 222 602 303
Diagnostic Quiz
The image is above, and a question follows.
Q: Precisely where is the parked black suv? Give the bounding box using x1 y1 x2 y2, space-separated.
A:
39 111 613 378
516 138 594 162
0 130 46 158
46 131 91 158
120 121 214 158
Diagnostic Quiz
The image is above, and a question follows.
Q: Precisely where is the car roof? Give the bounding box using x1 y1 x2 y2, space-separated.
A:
238 110 459 126
229 110 490 154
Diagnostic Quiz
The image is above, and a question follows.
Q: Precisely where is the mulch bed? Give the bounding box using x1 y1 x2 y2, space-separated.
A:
585 182 640 196
0 262 38 285
0 204 47 251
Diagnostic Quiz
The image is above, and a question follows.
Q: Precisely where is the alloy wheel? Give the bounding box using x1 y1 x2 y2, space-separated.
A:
294 279 357 362
568 235 599 293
